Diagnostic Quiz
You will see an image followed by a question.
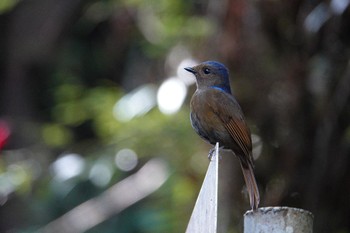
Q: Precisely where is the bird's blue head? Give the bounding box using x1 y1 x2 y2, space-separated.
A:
184 61 232 94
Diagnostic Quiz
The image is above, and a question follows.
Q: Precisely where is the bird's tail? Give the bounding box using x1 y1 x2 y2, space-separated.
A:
239 161 260 210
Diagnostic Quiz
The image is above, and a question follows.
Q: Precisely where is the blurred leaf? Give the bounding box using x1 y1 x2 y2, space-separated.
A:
0 0 20 14
41 124 73 148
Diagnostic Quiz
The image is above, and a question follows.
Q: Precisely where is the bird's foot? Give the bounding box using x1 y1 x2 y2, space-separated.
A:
208 146 224 161
208 148 215 161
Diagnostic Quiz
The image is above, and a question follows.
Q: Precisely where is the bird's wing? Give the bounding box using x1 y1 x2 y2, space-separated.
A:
224 115 252 157
207 90 253 165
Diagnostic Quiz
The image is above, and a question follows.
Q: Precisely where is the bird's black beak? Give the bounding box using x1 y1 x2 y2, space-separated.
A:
184 67 196 74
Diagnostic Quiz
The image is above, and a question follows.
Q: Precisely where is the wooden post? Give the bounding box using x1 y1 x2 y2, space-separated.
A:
244 207 314 233
186 142 219 233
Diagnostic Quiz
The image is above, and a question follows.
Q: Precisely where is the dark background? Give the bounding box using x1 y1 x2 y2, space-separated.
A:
0 0 349 232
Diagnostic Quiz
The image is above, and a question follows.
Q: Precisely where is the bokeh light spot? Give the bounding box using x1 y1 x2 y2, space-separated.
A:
157 77 187 115
113 84 157 122
330 0 349 14
51 153 85 181
89 163 113 187
177 59 197 86
252 134 263 160
115 149 138 172
304 3 330 33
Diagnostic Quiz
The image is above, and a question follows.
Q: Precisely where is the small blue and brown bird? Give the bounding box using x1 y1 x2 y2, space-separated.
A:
185 61 260 210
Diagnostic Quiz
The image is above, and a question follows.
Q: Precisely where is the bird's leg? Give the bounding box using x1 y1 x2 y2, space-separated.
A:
208 147 215 161
208 146 224 161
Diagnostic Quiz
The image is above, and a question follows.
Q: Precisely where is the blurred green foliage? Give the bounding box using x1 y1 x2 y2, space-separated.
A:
0 0 213 232
0 0 20 14
1 0 350 232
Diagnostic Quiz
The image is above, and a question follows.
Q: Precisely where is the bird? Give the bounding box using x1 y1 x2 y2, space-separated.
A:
184 61 260 210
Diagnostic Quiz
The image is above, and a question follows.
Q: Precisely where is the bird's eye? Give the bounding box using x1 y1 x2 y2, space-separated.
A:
203 68 210 74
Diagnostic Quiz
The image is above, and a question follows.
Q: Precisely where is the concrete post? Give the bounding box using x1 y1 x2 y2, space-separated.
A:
244 207 313 233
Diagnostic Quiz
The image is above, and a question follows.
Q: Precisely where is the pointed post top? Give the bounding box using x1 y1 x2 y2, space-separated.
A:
186 142 219 233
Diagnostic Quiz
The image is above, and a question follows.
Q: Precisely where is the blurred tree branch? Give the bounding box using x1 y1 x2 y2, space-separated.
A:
40 158 169 233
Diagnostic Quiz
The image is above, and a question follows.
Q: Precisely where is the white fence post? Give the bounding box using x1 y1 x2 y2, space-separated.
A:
186 143 219 233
